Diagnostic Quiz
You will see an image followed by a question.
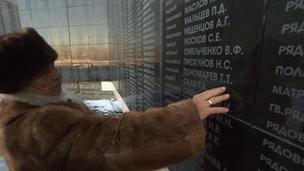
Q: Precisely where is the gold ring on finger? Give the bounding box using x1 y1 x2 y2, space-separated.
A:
208 99 213 106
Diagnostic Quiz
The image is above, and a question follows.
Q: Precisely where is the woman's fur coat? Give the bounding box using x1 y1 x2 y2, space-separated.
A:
0 91 205 171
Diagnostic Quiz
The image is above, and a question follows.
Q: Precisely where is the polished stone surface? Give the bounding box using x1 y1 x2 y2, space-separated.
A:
109 0 304 170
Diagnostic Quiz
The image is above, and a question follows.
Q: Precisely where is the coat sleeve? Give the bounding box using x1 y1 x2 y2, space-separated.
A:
32 99 206 171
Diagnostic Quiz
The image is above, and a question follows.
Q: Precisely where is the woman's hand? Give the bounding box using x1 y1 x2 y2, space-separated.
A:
192 87 230 119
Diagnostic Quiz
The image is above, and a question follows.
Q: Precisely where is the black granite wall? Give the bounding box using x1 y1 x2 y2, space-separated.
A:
109 0 162 111
109 0 304 170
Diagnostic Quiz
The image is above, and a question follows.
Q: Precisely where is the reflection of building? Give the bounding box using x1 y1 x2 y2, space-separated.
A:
0 0 21 35
16 0 109 67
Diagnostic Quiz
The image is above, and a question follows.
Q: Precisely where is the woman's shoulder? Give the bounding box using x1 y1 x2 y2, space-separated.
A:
31 102 89 124
37 102 87 114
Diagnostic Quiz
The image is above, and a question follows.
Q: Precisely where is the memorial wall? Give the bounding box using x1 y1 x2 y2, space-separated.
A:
109 0 162 111
108 0 304 170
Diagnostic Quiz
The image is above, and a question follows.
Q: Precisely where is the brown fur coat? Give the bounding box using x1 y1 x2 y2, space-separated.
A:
0 93 205 171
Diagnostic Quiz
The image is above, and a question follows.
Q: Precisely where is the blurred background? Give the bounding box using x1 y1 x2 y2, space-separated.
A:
0 0 111 81
0 0 162 112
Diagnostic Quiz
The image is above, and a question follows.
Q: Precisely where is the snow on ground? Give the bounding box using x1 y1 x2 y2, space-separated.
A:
84 99 122 115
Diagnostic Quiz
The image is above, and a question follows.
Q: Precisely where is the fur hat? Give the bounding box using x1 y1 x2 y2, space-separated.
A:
0 28 58 93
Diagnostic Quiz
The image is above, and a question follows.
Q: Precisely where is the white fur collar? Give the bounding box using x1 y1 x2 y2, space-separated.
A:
0 89 84 106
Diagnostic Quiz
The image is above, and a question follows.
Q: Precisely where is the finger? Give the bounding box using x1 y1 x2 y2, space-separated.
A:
200 107 229 119
201 87 226 100
209 94 230 105
199 107 229 119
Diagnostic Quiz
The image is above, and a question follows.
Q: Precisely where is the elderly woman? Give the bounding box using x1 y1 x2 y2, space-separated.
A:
0 28 229 171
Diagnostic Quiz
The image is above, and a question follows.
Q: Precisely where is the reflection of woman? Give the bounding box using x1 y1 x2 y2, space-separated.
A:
0 28 229 171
